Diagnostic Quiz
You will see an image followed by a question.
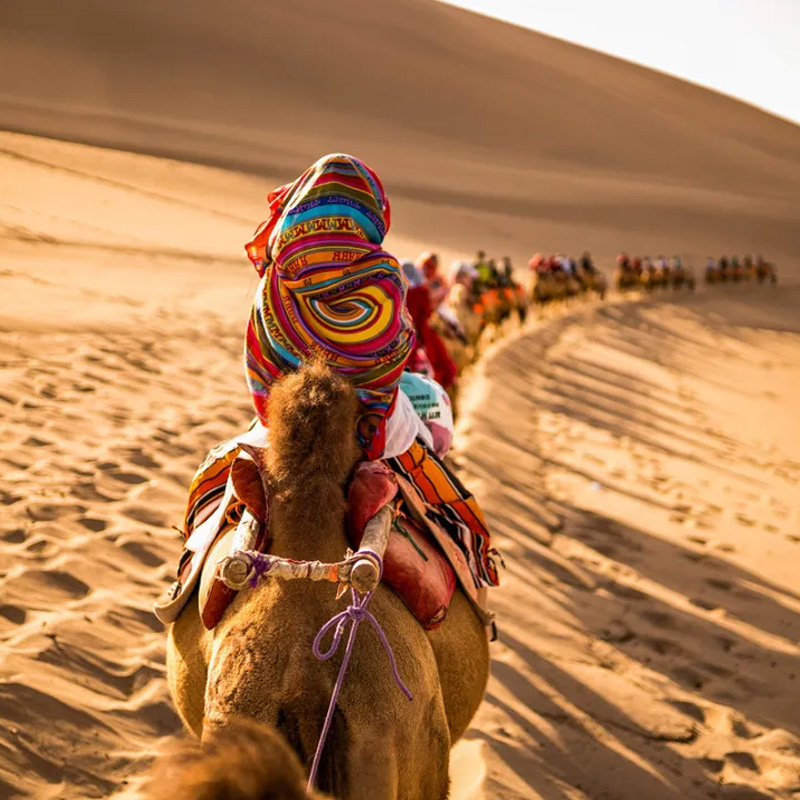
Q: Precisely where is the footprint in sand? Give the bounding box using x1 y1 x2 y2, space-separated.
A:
706 578 734 591
642 636 684 656
71 481 120 503
0 604 27 625
8 569 90 602
640 609 676 629
690 597 720 611
673 665 707 690
726 751 760 771
77 517 108 533
23 435 52 448
667 699 707 723
122 505 168 528
0 489 22 506
108 470 150 486
26 538 58 557
698 757 725 774
117 447 160 470
26 502 87 522
119 539 167 568
1 528 26 543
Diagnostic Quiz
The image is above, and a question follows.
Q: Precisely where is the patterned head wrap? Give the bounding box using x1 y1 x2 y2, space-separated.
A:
244 154 414 460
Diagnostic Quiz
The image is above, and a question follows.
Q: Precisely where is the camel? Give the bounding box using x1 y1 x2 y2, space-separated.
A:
614 266 638 292
144 718 331 800
529 272 556 305
435 283 485 373
158 361 490 800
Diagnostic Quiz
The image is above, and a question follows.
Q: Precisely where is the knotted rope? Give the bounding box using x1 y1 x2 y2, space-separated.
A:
307 568 413 791
219 547 414 793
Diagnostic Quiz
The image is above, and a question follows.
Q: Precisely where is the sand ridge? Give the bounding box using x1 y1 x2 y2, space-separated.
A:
455 292 800 799
2 0 800 271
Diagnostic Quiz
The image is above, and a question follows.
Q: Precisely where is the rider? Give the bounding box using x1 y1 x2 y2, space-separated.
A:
450 260 478 289
499 257 514 287
475 250 492 288
158 155 500 623
529 253 545 273
401 260 436 379
417 251 448 309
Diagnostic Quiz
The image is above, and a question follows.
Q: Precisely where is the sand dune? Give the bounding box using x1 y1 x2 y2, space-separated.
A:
456 290 800 798
1 133 798 798
2 0 800 270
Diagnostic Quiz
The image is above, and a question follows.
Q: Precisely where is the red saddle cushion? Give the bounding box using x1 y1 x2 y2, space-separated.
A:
348 462 456 630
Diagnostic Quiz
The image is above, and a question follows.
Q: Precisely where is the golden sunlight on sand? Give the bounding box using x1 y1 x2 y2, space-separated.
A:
1 130 798 798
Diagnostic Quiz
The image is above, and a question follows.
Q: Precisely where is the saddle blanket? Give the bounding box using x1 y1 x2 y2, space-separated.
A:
155 425 499 629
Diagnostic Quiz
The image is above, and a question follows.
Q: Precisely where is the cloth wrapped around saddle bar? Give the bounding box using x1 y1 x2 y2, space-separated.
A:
218 505 394 596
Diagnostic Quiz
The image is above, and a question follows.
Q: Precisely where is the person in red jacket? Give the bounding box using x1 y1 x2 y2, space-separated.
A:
401 260 457 390
418 251 448 308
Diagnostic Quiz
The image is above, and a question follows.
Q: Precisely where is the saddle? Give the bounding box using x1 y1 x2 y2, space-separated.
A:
155 453 483 632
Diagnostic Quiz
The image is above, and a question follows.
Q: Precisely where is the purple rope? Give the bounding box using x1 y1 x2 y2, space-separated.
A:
307 578 413 790
246 552 274 588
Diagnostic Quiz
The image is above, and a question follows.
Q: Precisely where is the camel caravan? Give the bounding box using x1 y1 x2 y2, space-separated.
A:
148 153 780 799
400 251 527 406
703 254 778 285
614 252 778 292
400 249 610 413
614 253 697 292
528 251 608 305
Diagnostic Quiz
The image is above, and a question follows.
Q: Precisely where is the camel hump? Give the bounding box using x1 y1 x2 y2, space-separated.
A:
142 719 319 800
267 359 360 486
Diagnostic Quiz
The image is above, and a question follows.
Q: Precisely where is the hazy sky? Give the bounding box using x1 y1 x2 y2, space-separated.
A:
437 0 800 125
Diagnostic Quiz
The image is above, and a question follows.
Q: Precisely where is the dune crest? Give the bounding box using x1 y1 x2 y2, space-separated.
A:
2 0 800 269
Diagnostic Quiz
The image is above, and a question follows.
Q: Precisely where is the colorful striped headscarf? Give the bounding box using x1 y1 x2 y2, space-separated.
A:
244 154 414 460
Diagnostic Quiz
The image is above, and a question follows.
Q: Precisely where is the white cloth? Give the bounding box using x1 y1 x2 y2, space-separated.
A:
384 387 434 458
396 373 454 458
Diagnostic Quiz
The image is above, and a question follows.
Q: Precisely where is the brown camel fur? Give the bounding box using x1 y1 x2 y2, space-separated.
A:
143 718 330 800
164 361 490 799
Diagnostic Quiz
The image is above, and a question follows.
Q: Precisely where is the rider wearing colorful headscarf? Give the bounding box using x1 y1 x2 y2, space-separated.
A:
173 155 499 610
244 154 413 460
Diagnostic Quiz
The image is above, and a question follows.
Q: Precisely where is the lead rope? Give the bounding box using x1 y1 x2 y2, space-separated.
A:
307 564 413 791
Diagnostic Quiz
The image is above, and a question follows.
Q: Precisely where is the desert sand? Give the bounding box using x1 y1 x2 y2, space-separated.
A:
0 131 798 799
1 1 800 796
